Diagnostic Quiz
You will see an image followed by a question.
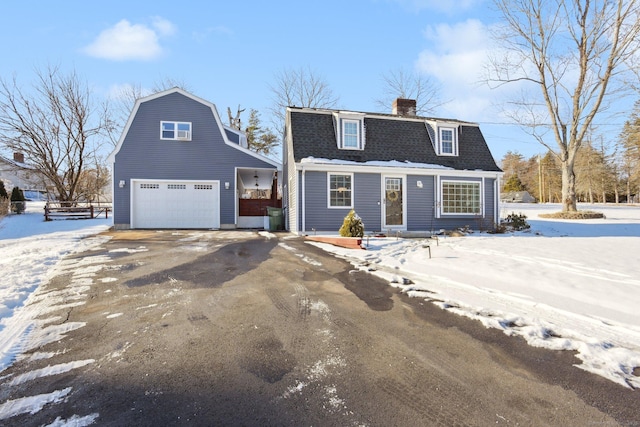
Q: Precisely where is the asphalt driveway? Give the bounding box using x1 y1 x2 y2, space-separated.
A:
0 230 637 426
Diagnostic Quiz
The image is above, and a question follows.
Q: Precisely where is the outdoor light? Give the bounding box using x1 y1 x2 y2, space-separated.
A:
225 182 230 189
119 180 125 188
417 180 423 188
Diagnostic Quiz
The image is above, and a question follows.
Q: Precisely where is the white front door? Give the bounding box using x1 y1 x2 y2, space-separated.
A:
131 180 220 229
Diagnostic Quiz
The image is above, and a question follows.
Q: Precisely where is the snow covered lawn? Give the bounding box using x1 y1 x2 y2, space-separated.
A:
0 202 111 373
309 203 640 389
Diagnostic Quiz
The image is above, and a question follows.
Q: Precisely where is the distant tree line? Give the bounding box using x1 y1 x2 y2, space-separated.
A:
501 101 640 204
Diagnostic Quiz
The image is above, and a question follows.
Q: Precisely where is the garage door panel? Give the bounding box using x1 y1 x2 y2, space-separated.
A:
132 180 220 229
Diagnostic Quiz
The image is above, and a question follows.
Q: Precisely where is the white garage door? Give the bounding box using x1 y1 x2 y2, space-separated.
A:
131 180 220 229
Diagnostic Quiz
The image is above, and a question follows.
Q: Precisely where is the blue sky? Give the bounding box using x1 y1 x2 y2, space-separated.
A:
0 0 580 162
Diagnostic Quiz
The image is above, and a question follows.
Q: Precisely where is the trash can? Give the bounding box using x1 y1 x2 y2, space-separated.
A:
267 207 283 231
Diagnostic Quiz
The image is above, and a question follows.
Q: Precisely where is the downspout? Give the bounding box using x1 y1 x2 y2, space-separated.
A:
482 177 486 218
495 174 501 225
301 166 306 234
434 175 440 219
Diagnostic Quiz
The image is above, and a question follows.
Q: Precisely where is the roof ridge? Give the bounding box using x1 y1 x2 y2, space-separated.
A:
287 106 478 126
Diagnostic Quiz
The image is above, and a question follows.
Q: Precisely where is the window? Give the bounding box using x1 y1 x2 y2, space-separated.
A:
438 127 456 155
333 112 365 150
140 183 159 189
328 173 353 208
343 120 359 148
441 181 481 214
161 121 192 141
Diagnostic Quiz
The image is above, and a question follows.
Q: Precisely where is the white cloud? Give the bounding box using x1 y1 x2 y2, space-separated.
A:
192 25 234 43
83 17 176 61
151 16 177 37
416 19 502 120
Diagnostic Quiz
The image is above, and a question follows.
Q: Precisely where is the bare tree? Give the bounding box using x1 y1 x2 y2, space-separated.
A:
486 0 640 212
107 77 191 145
0 66 110 204
227 105 245 130
375 68 445 115
269 66 339 135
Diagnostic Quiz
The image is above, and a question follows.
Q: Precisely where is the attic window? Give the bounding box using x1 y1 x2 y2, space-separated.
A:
438 127 458 156
161 121 192 141
426 121 459 156
333 112 365 150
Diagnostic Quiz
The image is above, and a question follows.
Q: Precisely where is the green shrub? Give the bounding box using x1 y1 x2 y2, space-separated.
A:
501 212 530 231
339 210 365 237
10 186 26 214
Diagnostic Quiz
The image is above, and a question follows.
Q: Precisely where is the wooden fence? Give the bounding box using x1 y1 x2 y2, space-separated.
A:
44 203 111 221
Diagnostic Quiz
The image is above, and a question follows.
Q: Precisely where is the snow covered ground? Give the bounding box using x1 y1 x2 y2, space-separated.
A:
309 203 640 389
0 201 638 423
0 202 111 374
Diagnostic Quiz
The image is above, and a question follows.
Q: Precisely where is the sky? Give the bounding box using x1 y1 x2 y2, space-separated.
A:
0 201 639 422
0 0 634 163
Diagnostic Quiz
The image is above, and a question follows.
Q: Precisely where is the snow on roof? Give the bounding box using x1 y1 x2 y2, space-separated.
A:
300 157 454 170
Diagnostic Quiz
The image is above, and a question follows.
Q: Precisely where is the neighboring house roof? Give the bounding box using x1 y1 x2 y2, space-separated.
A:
0 154 46 191
288 107 501 172
501 191 536 203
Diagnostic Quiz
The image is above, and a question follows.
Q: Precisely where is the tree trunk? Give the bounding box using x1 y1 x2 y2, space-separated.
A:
561 159 578 211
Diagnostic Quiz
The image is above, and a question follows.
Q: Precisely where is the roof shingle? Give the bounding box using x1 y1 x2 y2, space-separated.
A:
289 109 501 172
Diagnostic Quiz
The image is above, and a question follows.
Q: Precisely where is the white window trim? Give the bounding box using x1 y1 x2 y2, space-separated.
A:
439 179 483 216
437 126 457 156
161 121 192 141
327 172 354 209
342 119 361 149
333 112 366 150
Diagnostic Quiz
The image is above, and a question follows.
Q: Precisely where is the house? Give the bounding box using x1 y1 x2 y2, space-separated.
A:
109 88 280 230
501 191 536 203
283 99 503 234
0 153 48 199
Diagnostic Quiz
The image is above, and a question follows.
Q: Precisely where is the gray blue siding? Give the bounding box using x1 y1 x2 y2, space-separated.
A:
295 170 498 233
114 91 275 228
300 171 381 233
406 175 436 231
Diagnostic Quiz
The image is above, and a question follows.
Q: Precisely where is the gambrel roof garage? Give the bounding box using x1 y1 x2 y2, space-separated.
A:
109 88 280 230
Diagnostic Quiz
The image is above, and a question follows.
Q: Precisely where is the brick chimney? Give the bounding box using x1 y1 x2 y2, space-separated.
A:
392 98 417 116
13 152 24 163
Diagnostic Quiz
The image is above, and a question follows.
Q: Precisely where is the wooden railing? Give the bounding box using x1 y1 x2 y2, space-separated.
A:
239 199 281 216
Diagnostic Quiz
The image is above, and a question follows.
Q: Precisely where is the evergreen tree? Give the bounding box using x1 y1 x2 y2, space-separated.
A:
619 100 640 202
0 180 7 199
245 109 279 156
503 174 526 192
0 180 8 215
339 210 365 238
10 186 25 214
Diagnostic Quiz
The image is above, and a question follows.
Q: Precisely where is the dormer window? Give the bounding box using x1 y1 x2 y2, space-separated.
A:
161 121 192 141
343 120 359 148
333 112 365 150
439 127 455 155
426 121 459 156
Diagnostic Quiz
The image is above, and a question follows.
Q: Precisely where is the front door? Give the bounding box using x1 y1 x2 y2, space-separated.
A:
383 176 404 229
